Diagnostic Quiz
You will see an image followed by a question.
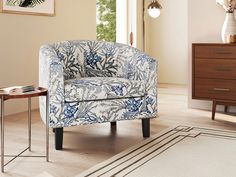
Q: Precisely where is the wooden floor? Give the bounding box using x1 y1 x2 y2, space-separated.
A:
1 84 236 177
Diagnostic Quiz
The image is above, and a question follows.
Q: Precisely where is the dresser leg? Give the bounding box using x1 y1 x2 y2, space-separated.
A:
224 106 228 113
212 101 217 120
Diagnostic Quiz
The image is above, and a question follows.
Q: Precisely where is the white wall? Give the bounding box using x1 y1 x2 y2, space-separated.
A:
129 0 151 51
0 0 96 115
188 0 233 110
148 0 188 85
116 0 128 44
136 0 145 50
116 0 143 50
128 0 137 47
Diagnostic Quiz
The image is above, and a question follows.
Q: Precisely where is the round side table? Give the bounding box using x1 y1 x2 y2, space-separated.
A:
0 87 49 172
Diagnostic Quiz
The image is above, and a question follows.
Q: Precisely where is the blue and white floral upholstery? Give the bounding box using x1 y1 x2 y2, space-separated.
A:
39 40 157 128
64 77 146 102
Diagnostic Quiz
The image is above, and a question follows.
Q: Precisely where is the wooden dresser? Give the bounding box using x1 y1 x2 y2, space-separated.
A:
192 43 236 120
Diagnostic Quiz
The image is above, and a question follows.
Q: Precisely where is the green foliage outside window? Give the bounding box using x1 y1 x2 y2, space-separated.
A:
97 0 116 42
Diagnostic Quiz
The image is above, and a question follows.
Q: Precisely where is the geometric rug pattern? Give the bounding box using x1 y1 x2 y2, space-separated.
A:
77 126 236 177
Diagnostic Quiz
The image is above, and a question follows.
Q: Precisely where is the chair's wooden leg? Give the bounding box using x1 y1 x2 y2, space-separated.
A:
55 128 63 150
212 101 217 120
142 118 150 138
52 128 55 133
110 122 117 127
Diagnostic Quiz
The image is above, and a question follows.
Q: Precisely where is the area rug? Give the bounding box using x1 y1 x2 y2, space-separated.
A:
77 125 236 177
35 171 54 177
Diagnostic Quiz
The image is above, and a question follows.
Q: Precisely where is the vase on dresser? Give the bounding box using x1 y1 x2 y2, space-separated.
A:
221 12 236 43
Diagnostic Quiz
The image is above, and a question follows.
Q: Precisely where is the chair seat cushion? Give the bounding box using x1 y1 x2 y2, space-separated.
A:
64 77 145 102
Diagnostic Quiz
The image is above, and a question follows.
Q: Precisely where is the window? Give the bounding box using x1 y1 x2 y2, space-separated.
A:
96 0 116 42
96 0 137 47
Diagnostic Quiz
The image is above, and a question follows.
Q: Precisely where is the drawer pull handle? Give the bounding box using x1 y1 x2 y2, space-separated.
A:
213 88 230 92
215 68 231 72
216 52 232 55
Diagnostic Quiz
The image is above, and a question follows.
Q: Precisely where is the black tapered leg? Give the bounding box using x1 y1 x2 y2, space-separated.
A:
142 118 150 138
55 128 63 150
52 128 55 133
110 122 117 127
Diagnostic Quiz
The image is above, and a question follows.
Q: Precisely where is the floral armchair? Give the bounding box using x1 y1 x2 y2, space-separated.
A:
39 40 157 150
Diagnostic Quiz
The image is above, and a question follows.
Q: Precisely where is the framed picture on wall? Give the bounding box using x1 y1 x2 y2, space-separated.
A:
0 0 55 16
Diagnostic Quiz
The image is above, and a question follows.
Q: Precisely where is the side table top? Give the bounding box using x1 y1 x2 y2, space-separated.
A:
0 86 47 100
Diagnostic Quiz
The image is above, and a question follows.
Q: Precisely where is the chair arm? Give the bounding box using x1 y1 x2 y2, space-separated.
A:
129 53 157 115
129 53 157 92
143 56 157 95
39 45 65 127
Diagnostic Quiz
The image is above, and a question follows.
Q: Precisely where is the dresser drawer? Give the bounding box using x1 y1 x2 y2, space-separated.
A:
194 78 236 101
194 45 236 59
195 59 236 79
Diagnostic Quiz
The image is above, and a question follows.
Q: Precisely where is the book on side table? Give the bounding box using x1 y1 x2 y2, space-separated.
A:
0 85 35 95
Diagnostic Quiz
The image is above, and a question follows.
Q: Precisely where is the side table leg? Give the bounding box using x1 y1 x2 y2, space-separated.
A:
46 94 49 162
1 97 4 173
28 98 31 151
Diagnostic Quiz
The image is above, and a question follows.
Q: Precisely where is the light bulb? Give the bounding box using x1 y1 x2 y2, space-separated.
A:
148 8 161 18
147 0 162 19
